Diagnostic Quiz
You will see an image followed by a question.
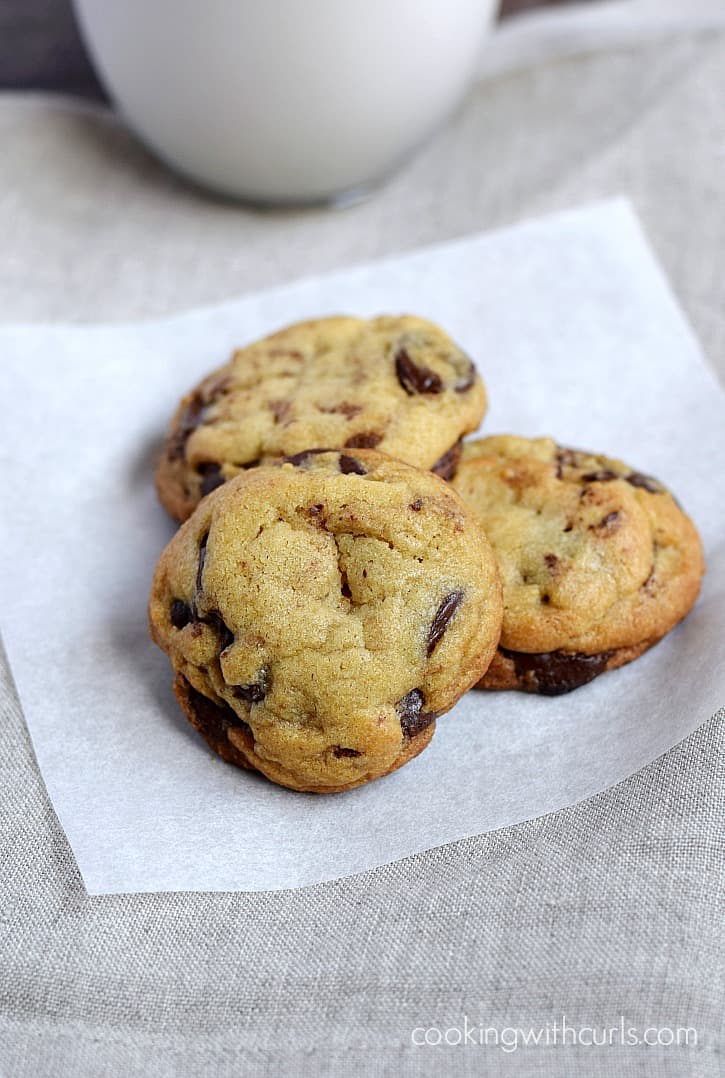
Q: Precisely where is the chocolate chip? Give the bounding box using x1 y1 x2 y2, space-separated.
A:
395 348 443 395
232 668 271 705
184 680 252 737
269 399 292 424
195 533 209 594
333 746 361 758
305 503 329 530
344 432 382 449
187 537 235 652
339 454 367 475
641 566 657 593
582 469 619 483
410 498 423 511
500 646 613 696
203 375 233 401
170 599 192 629
594 511 621 531
555 447 581 478
191 533 236 648
427 591 464 657
544 553 559 571
234 459 261 474
431 438 463 481
167 394 207 461
316 401 361 419
454 361 477 393
284 448 335 467
626 472 662 493
396 688 437 738
197 462 226 497
204 611 234 652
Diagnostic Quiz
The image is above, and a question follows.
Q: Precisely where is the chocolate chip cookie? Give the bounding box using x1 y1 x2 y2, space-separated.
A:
156 315 486 521
451 436 704 695
149 449 502 792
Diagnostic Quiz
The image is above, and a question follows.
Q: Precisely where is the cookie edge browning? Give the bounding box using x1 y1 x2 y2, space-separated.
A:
173 673 436 794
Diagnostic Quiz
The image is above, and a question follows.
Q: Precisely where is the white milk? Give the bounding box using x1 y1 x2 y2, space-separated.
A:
74 0 497 203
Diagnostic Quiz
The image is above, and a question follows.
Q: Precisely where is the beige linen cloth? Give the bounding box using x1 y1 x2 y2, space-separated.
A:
0 11 723 1077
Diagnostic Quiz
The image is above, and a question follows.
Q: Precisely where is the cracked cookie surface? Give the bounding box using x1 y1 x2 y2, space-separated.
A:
452 435 704 694
149 449 502 791
155 315 486 520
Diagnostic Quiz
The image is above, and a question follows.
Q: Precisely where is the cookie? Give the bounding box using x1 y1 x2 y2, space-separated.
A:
156 315 486 520
149 449 503 792
451 436 704 695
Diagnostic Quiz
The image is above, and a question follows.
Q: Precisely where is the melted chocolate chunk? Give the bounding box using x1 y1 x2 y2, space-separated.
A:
344 432 382 449
641 566 657 593
582 469 619 483
170 599 192 630
196 533 209 594
228 459 260 472
203 375 233 401
307 503 329 530
339 454 367 476
431 438 463 481
395 348 443 395
544 553 559 572
284 448 335 468
333 746 362 758
197 462 226 497
454 360 476 393
188 533 238 651
555 447 581 478
167 394 206 461
427 591 464 657
185 680 252 736
597 511 621 530
317 401 362 419
410 498 423 511
626 472 662 493
269 399 292 424
232 668 271 705
204 611 234 652
500 646 613 695
396 688 437 738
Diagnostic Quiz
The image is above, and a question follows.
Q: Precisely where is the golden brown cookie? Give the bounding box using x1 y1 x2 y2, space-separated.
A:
149 449 502 791
452 436 704 694
156 315 486 520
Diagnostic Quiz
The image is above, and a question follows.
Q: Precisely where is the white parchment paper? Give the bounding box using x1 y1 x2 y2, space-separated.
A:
1 200 723 894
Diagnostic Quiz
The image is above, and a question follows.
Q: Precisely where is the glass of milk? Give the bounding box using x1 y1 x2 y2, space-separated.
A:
73 0 498 205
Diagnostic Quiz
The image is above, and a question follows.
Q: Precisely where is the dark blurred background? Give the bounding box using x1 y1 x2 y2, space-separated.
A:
0 0 593 100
